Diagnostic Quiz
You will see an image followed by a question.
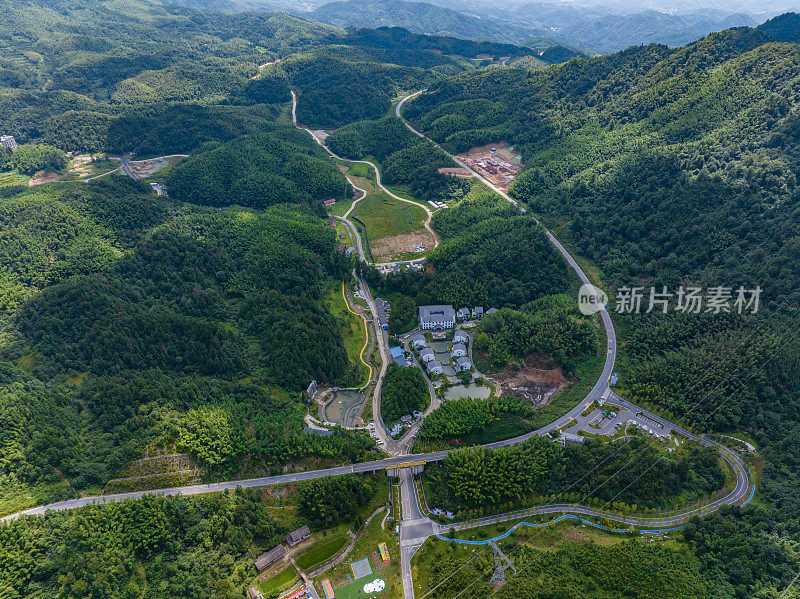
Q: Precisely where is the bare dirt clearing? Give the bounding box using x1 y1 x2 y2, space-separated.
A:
497 354 570 409
28 172 60 186
438 167 473 178
371 230 434 261
130 155 185 178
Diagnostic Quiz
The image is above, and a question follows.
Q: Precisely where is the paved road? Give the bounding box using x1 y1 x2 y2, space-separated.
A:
447 438 752 534
354 271 398 453
292 90 442 455
119 156 139 181
398 468 435 599
292 91 441 253
390 89 753 590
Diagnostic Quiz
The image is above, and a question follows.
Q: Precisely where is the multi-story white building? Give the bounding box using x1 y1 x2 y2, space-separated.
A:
426 360 444 375
419 348 435 363
419 305 456 330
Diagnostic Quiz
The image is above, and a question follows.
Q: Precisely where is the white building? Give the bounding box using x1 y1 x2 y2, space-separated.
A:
454 330 468 344
419 348 435 363
419 305 456 330
451 343 467 358
455 356 472 371
426 360 443 375
411 333 427 349
0 135 18 150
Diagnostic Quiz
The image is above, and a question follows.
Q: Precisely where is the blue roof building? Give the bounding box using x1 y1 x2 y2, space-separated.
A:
390 346 407 367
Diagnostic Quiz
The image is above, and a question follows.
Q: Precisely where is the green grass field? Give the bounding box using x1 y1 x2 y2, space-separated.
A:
351 191 426 240
325 282 369 387
331 572 388 599
325 506 400 596
258 566 299 598
347 163 371 178
296 534 348 571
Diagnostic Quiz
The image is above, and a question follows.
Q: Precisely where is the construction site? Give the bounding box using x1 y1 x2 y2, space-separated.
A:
455 142 523 192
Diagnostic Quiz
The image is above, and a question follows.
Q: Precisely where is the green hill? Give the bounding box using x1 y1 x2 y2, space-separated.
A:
758 11 800 42
166 128 349 209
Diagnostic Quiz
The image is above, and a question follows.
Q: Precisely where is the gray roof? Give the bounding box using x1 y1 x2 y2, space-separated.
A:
486 308 498 315
419 348 434 358
451 343 467 353
411 333 426 342
454 330 468 339
419 305 455 324
287 525 311 545
255 545 285 571
456 356 472 367
426 360 443 371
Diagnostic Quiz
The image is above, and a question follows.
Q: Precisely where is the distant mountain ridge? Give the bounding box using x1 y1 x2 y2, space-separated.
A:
308 0 552 45
553 9 756 54
302 0 774 55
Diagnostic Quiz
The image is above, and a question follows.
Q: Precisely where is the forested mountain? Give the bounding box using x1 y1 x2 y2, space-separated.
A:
403 21 800 595
166 128 349 209
303 0 767 55
2 0 800 595
308 0 546 46
551 9 756 54
0 178 374 514
759 11 800 42
1 0 527 143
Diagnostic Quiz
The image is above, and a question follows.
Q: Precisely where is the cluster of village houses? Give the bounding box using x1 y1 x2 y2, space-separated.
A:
402 304 497 376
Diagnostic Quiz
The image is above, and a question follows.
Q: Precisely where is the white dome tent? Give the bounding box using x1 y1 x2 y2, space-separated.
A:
362 578 386 594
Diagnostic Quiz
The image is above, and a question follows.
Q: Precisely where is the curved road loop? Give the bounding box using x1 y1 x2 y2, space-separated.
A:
2 90 756 599
293 91 440 258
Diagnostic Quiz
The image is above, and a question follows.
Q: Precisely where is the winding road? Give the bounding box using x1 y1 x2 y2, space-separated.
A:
292 91 440 259
2 90 756 599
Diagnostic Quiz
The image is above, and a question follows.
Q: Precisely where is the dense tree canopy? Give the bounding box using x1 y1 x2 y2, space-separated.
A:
167 130 349 211
0 490 282 599
473 294 596 369
366 192 575 309
2 144 67 175
0 179 376 514
380 363 429 424
405 26 800 592
428 435 725 515
298 475 377 528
